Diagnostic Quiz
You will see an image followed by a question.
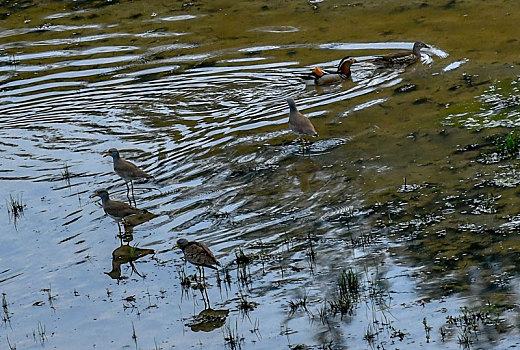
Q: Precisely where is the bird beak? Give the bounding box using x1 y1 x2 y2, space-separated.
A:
89 192 99 198
173 243 179 248
103 152 110 157
312 67 324 76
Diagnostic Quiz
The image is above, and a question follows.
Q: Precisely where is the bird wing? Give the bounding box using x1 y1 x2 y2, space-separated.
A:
104 200 143 217
116 159 151 178
185 242 220 269
380 51 410 60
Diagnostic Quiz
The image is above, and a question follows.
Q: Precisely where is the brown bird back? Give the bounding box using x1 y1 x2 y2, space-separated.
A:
183 241 220 270
115 158 152 181
286 98 318 137
104 199 145 218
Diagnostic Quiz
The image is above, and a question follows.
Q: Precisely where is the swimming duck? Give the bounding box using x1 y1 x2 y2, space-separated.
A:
372 41 429 67
302 56 357 85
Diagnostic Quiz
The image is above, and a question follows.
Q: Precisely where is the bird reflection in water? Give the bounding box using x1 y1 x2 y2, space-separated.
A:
105 244 155 280
121 210 158 242
186 308 229 332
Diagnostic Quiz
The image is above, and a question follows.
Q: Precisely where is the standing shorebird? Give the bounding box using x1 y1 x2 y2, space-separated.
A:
90 189 148 234
302 56 357 85
372 41 429 67
104 148 152 205
174 238 220 284
286 98 318 153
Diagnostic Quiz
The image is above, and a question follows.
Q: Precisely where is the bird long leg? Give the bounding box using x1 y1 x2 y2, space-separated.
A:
129 261 145 278
204 286 211 308
200 268 211 308
130 180 137 207
200 287 209 309
125 181 132 205
196 266 202 285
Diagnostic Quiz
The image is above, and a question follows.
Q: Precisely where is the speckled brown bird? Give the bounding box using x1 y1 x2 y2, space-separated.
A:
174 238 220 284
174 238 220 270
104 148 152 202
373 41 429 67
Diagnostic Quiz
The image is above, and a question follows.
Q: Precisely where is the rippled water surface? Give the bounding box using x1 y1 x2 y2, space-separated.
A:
2 0 520 349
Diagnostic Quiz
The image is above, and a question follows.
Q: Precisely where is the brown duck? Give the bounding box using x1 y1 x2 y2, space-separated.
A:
373 41 429 67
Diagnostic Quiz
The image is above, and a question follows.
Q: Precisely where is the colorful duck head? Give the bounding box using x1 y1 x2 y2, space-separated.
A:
337 56 357 76
311 66 325 77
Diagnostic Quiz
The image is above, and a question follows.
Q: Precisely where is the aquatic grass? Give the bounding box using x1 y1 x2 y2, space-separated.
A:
287 293 309 316
8 53 20 66
328 295 354 317
235 247 251 266
397 177 421 193
176 267 191 289
235 248 255 286
131 321 137 346
250 318 261 341
444 79 517 130
457 331 472 349
440 326 447 342
224 266 232 286
329 269 360 318
237 293 258 315
470 192 499 214
423 317 432 343
2 293 10 324
314 300 330 326
36 321 47 346
143 288 158 311
305 234 316 272
338 268 360 299
224 320 244 350
363 324 376 345
41 285 56 310
495 130 520 158
61 162 71 185
504 131 520 156
6 193 26 225
7 335 16 350
445 305 498 349
390 326 405 341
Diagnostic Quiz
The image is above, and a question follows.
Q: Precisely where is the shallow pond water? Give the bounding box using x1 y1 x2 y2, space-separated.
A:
1 0 520 349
